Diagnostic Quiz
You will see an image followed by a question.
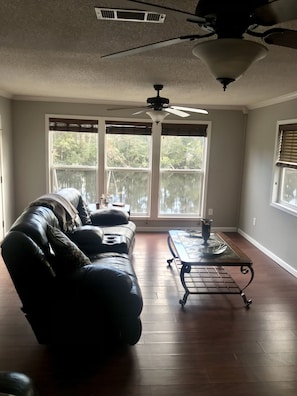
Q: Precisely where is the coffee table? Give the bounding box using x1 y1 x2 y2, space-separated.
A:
167 230 254 308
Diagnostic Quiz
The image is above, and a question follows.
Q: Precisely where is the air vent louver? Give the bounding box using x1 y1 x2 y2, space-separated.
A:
94 8 166 23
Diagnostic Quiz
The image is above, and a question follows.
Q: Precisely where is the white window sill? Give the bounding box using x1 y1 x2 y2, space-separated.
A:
271 202 297 218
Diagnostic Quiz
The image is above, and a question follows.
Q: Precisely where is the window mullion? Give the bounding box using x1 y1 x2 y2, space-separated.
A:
150 123 161 219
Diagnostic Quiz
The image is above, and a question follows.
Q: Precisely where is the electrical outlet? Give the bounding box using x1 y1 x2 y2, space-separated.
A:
208 208 213 216
252 217 256 226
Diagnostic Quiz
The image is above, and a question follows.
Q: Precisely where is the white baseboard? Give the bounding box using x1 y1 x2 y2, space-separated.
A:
238 228 297 279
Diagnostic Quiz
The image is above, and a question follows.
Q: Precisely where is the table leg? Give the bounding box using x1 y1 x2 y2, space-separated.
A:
239 264 254 308
179 264 191 307
167 235 178 266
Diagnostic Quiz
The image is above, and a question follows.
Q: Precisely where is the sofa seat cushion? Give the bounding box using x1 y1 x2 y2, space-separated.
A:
90 252 136 278
87 253 143 315
47 225 91 275
79 264 133 295
90 208 129 226
67 225 104 255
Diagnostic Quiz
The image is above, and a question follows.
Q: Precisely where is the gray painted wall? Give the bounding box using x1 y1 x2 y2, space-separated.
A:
11 100 246 230
239 98 297 274
4 96 297 274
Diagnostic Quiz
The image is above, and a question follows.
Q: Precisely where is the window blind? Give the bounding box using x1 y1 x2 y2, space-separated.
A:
49 118 98 133
276 123 297 169
161 123 208 136
106 121 152 135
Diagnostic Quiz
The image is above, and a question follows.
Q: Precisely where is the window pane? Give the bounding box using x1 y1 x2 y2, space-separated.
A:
160 172 202 215
106 134 150 168
106 133 151 215
160 135 204 216
107 170 150 215
50 130 98 205
280 167 297 207
160 136 204 169
52 131 97 166
54 169 97 203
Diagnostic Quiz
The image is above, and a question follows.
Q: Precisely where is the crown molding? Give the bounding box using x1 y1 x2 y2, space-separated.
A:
0 90 12 99
247 90 297 110
11 94 248 113
9 91 297 113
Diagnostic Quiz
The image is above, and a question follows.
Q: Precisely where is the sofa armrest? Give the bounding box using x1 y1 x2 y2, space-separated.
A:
90 208 129 226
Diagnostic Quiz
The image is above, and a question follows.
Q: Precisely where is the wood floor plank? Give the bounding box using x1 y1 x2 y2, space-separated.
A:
1 231 297 395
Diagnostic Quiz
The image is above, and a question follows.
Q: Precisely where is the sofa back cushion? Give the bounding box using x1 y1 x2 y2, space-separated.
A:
90 208 129 226
67 226 104 255
57 188 92 226
10 206 59 255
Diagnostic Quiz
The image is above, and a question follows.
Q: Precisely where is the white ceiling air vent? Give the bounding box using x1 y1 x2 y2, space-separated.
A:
94 8 166 23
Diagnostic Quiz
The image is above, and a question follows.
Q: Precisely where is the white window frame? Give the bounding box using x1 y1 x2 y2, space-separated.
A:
46 115 100 201
271 119 297 217
158 121 209 218
104 121 153 217
46 115 211 221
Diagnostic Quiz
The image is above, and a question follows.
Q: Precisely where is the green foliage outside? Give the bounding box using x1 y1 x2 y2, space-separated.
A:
51 130 205 215
52 132 97 166
160 136 204 170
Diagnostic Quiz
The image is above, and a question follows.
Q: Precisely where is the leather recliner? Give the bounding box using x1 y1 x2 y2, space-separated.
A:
1 188 143 346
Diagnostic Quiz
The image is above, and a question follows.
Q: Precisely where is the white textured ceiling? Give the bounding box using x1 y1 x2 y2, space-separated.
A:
0 0 297 110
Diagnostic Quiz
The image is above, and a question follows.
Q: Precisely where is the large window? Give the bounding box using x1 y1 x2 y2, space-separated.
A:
272 121 297 214
49 118 98 204
105 122 152 216
48 116 209 221
159 123 207 216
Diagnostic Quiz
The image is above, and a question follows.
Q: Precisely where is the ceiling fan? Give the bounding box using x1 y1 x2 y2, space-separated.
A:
101 0 297 90
107 84 208 123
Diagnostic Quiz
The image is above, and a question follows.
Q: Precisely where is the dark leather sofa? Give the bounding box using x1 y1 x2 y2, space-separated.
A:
1 188 143 346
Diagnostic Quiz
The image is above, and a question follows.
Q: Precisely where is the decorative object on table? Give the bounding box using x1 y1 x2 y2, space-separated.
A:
201 218 213 244
98 193 114 208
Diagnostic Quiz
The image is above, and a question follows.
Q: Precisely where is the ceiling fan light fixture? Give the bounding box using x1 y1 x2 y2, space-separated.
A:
192 39 268 90
146 110 169 124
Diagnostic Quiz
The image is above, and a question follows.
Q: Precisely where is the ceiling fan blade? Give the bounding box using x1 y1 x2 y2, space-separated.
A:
101 34 210 59
172 106 208 115
254 0 297 26
264 28 297 49
126 0 206 23
165 108 190 118
132 109 147 115
107 106 147 111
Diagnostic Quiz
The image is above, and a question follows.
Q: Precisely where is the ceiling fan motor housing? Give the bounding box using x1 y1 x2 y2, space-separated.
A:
147 96 169 110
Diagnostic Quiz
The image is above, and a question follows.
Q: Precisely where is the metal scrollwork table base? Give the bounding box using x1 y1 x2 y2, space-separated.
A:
167 230 254 308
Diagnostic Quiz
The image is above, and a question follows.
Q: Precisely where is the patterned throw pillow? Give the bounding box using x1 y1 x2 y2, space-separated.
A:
46 225 91 274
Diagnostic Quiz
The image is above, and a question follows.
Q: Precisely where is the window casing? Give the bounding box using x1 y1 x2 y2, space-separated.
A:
272 121 297 215
48 116 209 220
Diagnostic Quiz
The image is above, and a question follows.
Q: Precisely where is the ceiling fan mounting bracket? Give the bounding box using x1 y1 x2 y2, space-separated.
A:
154 84 163 92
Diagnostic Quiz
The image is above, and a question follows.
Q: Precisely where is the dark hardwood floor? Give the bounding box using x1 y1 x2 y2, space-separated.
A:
1 232 297 395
